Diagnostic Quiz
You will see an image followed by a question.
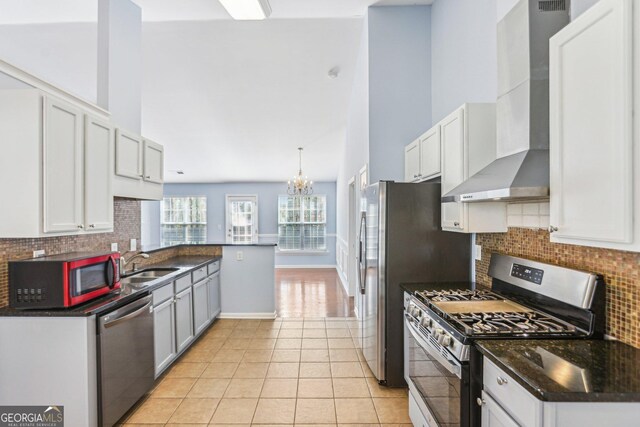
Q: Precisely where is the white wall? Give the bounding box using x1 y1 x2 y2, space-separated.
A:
368 6 432 184
0 23 98 102
431 0 499 124
98 0 142 132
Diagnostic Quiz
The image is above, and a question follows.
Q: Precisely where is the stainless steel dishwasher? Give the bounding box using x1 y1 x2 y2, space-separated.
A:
97 294 154 427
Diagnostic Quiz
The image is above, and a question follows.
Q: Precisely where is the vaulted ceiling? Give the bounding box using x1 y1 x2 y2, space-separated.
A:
0 0 433 182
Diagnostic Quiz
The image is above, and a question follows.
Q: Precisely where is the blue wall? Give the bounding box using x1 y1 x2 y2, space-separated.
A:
368 5 432 183
141 181 337 267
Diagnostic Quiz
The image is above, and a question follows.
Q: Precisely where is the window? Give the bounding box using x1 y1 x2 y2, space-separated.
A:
161 196 207 246
226 195 258 244
278 195 326 251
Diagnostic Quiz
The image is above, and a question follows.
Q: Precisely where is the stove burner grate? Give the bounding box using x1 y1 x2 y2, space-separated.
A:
453 311 575 336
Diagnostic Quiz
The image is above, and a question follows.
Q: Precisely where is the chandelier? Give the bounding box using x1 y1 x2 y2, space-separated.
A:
287 147 313 195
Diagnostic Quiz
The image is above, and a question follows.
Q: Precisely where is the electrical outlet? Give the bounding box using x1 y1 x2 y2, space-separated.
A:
474 244 482 261
111 243 118 252
32 249 45 258
236 251 244 261
130 239 137 251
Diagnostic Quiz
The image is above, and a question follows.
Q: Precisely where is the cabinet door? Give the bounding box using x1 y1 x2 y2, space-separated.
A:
153 297 176 377
419 125 441 180
549 0 633 244
115 129 142 180
404 140 420 182
84 115 113 231
441 108 465 230
43 96 84 233
208 272 221 320
481 392 520 427
193 278 210 335
143 139 164 184
175 287 194 353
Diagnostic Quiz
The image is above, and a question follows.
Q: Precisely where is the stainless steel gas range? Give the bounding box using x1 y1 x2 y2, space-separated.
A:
403 254 605 427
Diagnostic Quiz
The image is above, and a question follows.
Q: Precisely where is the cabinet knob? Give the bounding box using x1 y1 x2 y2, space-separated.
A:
476 397 485 406
453 222 460 227
77 224 84 229
145 175 151 179
89 224 95 228
496 376 508 386
548 225 559 233
413 174 418 178
138 174 144 178
418 173 422 177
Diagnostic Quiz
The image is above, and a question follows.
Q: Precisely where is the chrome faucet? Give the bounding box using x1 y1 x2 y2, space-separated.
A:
120 252 150 275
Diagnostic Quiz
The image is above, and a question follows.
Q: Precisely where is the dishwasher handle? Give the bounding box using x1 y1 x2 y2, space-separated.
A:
102 296 153 329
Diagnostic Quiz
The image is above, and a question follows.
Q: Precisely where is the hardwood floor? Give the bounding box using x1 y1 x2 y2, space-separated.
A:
276 268 355 318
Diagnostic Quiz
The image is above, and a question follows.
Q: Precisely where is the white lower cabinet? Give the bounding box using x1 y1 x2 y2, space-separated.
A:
481 391 519 427
175 286 194 353
482 358 640 427
153 295 176 377
208 272 221 320
193 278 210 336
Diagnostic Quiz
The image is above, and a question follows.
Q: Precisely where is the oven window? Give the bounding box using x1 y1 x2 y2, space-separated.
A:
407 333 462 426
71 262 109 296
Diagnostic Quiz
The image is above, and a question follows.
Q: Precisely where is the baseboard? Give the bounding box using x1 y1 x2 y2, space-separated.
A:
218 311 277 319
336 267 350 296
276 265 337 269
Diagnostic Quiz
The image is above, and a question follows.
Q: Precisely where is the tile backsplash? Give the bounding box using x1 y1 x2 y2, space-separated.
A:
506 202 550 229
0 198 141 308
476 228 640 349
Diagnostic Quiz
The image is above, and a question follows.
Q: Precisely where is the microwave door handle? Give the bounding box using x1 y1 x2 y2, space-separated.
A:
405 314 462 378
108 256 118 288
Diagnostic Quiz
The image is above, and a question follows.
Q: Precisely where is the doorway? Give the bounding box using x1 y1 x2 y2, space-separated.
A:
225 194 258 243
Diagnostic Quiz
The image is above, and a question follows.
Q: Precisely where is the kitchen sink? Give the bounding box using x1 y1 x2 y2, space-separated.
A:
121 276 155 285
122 268 179 279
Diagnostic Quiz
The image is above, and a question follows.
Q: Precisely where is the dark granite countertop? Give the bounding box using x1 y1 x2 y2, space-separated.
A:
141 242 277 253
400 281 476 294
476 339 640 402
0 255 221 318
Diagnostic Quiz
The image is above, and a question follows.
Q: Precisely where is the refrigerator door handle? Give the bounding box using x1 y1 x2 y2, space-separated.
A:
359 212 367 295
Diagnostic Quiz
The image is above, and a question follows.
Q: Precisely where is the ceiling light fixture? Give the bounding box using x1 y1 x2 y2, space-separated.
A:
328 66 340 79
218 0 272 20
287 147 313 196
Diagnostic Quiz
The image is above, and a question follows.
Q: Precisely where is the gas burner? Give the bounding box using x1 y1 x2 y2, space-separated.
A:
415 289 500 303
450 311 576 336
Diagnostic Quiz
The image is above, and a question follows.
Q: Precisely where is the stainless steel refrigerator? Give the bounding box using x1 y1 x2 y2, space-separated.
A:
357 181 471 387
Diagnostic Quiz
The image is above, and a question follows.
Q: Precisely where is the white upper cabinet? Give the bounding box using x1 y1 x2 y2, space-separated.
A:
404 125 441 183
550 0 640 252
84 115 114 232
143 139 164 184
113 129 164 200
0 90 114 237
404 140 420 182
43 96 84 233
440 103 507 233
419 126 441 180
115 129 143 180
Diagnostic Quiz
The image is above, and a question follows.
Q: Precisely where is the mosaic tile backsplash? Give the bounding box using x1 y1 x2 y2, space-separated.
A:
476 228 640 349
0 198 141 308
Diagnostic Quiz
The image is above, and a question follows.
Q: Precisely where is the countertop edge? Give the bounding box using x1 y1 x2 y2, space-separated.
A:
0 255 222 318
476 342 640 403
141 243 277 254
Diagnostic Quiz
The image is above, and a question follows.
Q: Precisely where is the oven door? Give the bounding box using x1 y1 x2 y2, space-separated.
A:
404 314 469 427
66 254 120 306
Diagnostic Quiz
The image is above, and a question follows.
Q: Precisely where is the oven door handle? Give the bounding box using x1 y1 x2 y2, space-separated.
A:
405 314 462 378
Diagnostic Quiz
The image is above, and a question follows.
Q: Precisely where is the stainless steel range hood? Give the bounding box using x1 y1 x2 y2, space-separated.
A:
442 0 569 203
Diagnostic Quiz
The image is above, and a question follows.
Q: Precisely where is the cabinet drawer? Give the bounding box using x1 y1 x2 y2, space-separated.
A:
207 260 220 275
483 358 542 427
174 274 192 293
152 282 174 306
192 265 207 283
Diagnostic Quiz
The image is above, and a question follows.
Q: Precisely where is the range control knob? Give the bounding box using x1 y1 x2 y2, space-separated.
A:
420 317 432 328
410 306 421 318
432 328 444 338
439 335 452 347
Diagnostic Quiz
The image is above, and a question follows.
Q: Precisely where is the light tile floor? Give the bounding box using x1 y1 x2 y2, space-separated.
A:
119 317 410 426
